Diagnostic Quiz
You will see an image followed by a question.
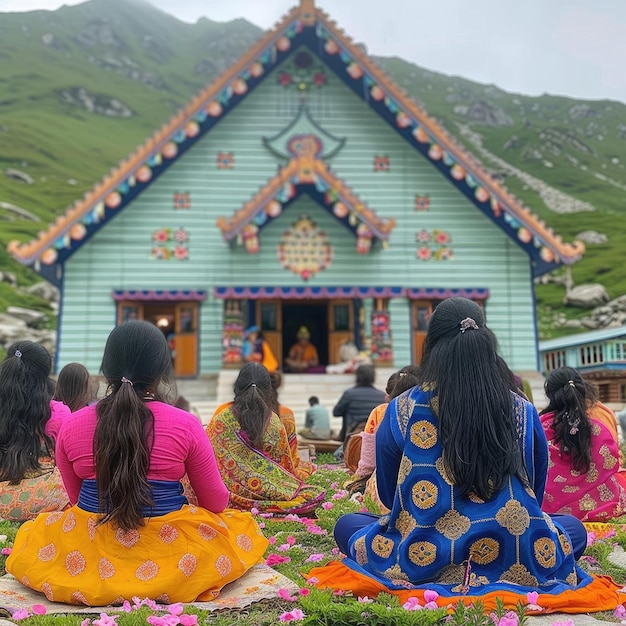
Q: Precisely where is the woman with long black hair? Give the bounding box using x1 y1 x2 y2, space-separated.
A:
540 366 626 521
0 341 70 520
332 297 586 596
7 321 267 605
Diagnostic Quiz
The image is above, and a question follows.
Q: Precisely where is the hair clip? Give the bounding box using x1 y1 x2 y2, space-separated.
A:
121 376 134 386
567 380 575 388
460 317 479 333
14 350 22 358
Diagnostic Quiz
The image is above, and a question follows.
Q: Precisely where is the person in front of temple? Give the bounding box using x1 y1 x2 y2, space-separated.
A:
540 366 626 521
332 297 586 596
285 326 319 372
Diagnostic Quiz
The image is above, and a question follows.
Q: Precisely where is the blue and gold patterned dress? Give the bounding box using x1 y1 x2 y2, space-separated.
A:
346 387 581 593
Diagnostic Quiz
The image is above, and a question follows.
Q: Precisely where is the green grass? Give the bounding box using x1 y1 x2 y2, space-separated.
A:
0 465 624 625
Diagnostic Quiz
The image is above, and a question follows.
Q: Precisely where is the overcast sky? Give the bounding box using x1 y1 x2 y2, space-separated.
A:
1 0 624 104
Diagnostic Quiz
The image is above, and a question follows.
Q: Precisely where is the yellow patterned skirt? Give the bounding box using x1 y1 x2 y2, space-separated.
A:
6 505 268 605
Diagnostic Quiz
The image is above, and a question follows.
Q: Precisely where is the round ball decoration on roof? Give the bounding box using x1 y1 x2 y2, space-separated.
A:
266 200 282 218
105 191 122 209
413 127 429 144
249 62 264 78
475 187 490 203
396 111 412 128
232 78 248 96
40 248 58 265
346 62 363 80
428 144 443 160
333 201 348 218
451 164 465 181
517 227 532 244
70 223 87 241
162 142 178 160
185 121 200 138
206 101 223 117
136 166 152 184
324 39 339 55
540 247 555 263
370 85 384 101
276 36 291 52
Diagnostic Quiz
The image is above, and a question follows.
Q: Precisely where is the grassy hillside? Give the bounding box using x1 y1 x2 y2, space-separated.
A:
1 0 625 339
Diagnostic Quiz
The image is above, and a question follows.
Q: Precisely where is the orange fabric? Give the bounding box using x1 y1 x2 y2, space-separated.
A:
364 403 388 434
589 402 619 441
307 560 626 614
279 404 314 479
288 343 319 365
261 340 278 373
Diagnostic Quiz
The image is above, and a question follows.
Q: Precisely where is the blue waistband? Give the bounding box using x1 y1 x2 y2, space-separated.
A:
78 479 188 517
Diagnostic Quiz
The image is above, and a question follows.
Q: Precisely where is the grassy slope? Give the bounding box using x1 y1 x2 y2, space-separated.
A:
1 1 625 339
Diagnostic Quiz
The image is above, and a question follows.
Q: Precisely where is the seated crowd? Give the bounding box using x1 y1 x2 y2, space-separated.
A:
1 297 625 606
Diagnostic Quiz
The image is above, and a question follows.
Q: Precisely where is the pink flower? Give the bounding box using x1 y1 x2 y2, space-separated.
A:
305 553 325 563
357 596 373 603
284 514 301 522
496 611 519 626
331 547 340 556
526 590 543 611
330 482 339 489
94 613 119 626
298 588 310 596
251 507 259 515
31 605 47 615
266 553 291 566
416 229 431 243
278 543 291 552
586 531 596 547
423 590 439 603
279 609 304 622
305 524 326 535
403 597 422 611
332 589 345 596
152 229 170 243
179 616 198 626
424 601 438 610
1 547 12 556
81 619 91 626
615 605 626 619
146 617 168 626
260 512 274 519
434 230 450 244
173 246 189 260
417 246 432 260
286 535 296 546
331 490 348 500
277 588 298 602
268 536 277 545
321 502 334 510
305 576 319 585
12 609 30 621
258 522 265 529
121 601 132 613
168 604 184 616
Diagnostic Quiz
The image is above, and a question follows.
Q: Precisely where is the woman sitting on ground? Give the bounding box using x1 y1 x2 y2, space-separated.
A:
333 297 586 595
345 365 421 509
207 362 325 515
269 370 315 479
7 321 267 605
0 341 70 521
540 366 626 522
53 362 98 412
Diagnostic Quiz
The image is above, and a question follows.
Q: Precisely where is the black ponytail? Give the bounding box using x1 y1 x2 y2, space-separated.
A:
232 362 273 449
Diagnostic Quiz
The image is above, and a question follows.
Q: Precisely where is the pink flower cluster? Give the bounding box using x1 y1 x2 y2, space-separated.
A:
12 605 47 621
277 587 311 602
278 608 304 622
402 590 439 611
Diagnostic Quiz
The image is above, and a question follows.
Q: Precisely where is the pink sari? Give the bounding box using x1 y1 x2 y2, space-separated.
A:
541 409 626 521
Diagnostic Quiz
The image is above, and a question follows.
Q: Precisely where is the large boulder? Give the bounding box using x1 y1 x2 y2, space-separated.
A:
6 306 46 327
26 281 59 303
564 284 610 308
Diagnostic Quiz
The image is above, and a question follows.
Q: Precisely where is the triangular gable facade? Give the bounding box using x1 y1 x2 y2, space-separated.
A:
8 0 584 287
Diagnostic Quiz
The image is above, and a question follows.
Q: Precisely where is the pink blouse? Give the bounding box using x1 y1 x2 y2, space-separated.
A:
46 400 71 444
56 401 228 513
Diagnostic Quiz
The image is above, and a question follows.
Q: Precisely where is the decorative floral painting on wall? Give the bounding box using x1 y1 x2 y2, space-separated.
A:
416 229 454 261
150 227 190 260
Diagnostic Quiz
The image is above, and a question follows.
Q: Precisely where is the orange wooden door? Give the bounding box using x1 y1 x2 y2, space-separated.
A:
256 300 282 368
116 301 144 325
328 300 354 365
412 300 432 365
174 303 198 378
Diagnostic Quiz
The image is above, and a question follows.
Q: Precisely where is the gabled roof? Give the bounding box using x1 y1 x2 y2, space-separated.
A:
216 153 396 248
539 325 626 352
8 0 584 286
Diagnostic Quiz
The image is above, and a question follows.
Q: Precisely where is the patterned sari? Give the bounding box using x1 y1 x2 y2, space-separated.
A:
0 458 69 522
278 404 315 480
206 407 325 514
541 407 626 521
345 388 581 594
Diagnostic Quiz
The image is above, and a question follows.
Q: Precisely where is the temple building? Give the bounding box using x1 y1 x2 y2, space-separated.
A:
8 0 584 376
